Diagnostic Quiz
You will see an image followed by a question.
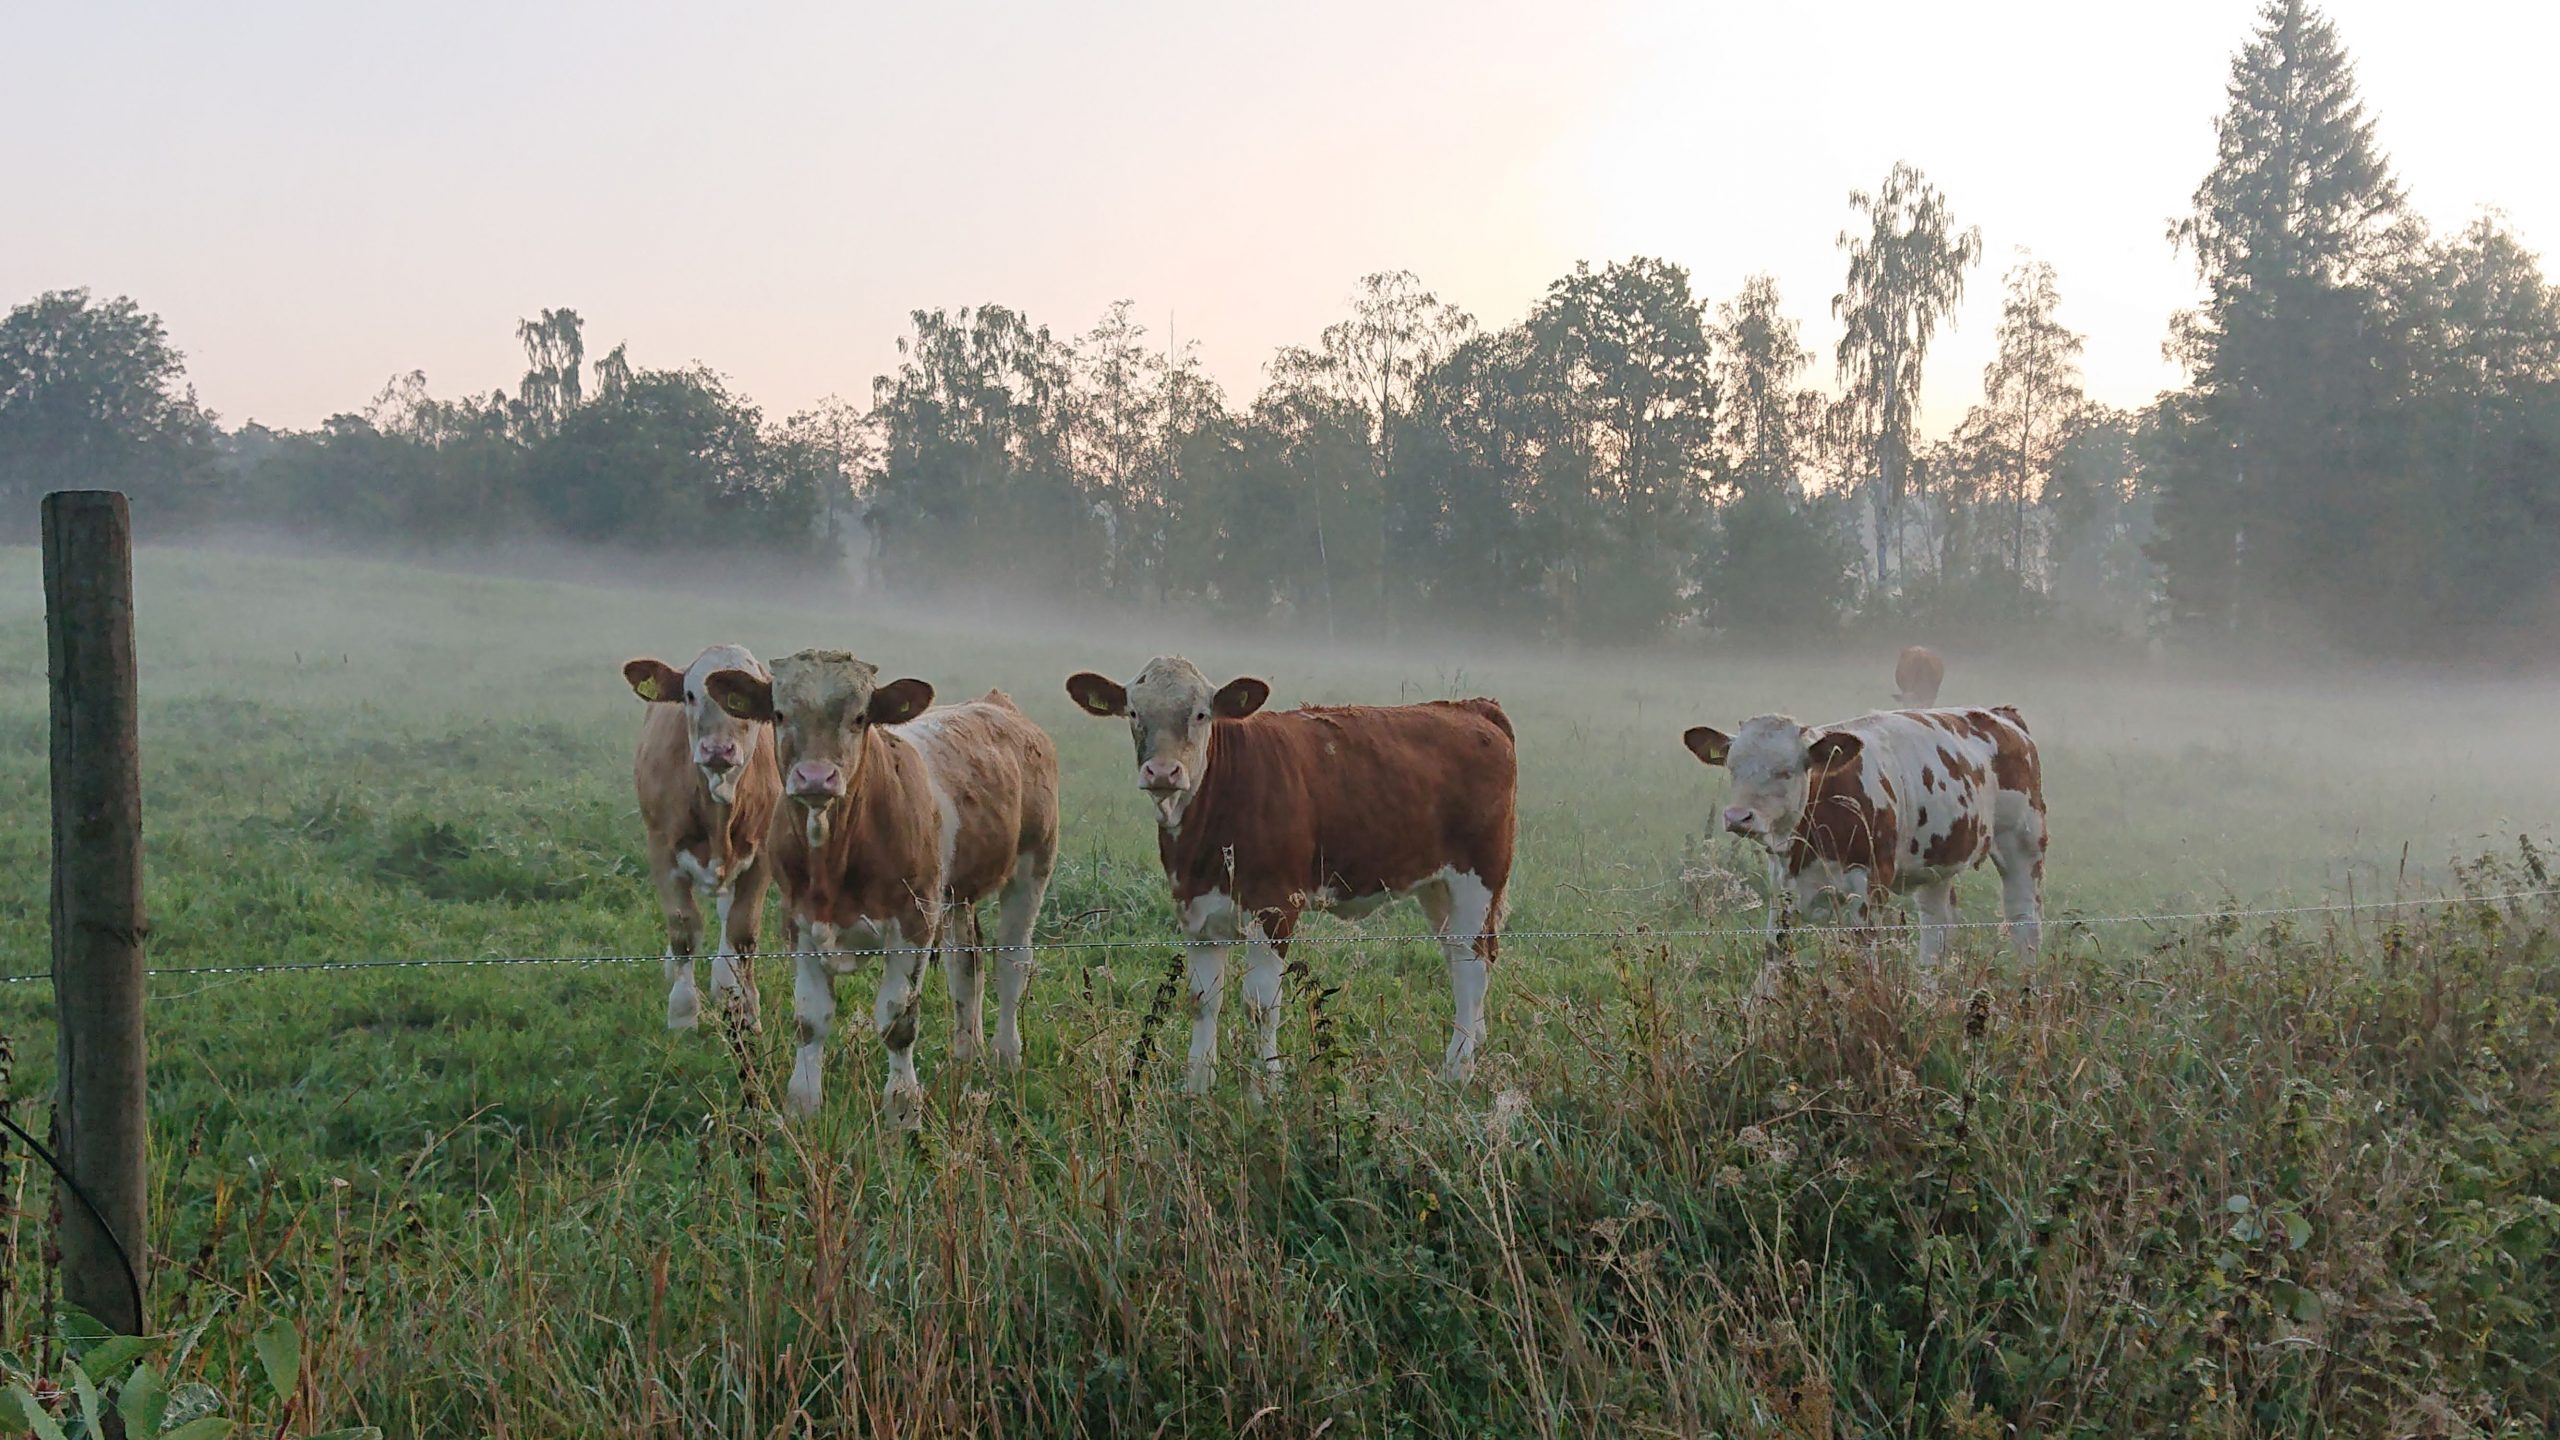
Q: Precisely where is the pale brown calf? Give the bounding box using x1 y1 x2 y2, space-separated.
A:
708 649 1059 1126
624 644 779 1030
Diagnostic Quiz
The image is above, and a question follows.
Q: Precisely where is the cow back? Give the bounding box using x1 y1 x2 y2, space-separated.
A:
1165 699 1516 915
894 693 1062 904
1793 707 2038 889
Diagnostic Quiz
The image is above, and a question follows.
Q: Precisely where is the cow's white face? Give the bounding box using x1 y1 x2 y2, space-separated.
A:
623 644 767 805
1066 657 1270 829
1681 715 1862 851
703 649 932 846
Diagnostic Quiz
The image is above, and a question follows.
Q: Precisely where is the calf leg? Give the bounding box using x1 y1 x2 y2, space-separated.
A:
876 926 930 1131
990 847 1055 1069
656 857 705 1032
1992 800 2048 960
1180 895 1244 1094
1911 880 1958 971
785 921 840 1119
942 900 985 1065
1239 927 1288 1098
1754 852 1795 998
714 853 770 1030
1424 874 1498 1082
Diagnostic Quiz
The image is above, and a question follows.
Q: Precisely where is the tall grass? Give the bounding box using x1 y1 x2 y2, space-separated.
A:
8 861 2557 1435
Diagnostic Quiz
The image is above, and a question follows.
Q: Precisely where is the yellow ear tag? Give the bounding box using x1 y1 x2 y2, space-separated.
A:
635 676 660 700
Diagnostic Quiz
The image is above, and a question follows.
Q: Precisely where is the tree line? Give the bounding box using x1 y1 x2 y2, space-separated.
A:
5 0 2555 651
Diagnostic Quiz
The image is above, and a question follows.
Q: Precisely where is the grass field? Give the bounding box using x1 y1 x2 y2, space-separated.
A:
3 546 2558 1436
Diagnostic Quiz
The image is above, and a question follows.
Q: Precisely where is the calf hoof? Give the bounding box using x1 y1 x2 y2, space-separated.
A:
667 985 702 1032
1182 1063 1215 1097
883 1082 924 1133
785 1069 824 1120
951 1035 983 1066
991 1039 1025 1072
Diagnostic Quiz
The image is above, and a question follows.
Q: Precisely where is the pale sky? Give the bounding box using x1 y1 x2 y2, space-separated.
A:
8 0 2554 437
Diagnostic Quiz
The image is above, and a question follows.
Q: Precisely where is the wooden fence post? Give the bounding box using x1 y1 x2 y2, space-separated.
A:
44 490 148 1336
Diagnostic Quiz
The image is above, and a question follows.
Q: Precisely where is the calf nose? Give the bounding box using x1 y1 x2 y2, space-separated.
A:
1138 759 1184 791
696 739 739 773
787 761 845 799
1722 804 1758 834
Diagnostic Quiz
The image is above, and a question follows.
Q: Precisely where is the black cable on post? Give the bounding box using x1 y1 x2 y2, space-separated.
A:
0 1110 146 1341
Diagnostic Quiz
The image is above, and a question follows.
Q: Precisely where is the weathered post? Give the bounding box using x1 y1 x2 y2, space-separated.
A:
44 490 148 1336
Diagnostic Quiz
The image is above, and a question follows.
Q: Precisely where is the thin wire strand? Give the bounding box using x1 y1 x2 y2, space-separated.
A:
0 886 2547 987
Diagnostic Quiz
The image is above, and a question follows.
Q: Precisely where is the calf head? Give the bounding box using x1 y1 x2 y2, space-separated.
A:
622 643 768 804
704 648 933 846
1066 657 1270 828
1682 715 1865 851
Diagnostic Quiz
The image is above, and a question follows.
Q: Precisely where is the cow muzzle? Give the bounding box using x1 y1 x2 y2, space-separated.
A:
1137 759 1186 796
1722 804 1763 838
786 761 847 805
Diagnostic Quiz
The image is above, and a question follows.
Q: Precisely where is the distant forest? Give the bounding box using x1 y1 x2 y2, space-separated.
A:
5 0 2555 652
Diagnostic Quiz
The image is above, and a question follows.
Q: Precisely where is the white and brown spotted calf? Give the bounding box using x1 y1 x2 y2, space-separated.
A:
1066 658 1517 1091
624 644 780 1030
707 650 1059 1127
1682 706 2046 969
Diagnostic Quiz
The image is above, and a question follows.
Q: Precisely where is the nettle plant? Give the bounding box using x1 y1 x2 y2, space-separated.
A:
2 1311 375 1440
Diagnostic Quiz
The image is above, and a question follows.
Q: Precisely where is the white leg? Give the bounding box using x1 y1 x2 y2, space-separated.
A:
1838 868 1873 928
1446 957 1489 1080
705 884 761 1030
1240 929 1286 1096
1912 880 1957 970
660 871 704 1031
1992 800 2047 959
786 937 837 1120
990 850 1052 1069
942 904 984 1065
1433 871 1498 1082
875 930 928 1131
1184 940 1233 1094
1753 853 1793 998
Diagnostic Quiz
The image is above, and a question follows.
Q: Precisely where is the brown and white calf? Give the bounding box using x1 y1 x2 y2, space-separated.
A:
707 650 1059 1126
1893 645 1945 707
624 645 780 1030
1066 658 1517 1090
1682 706 2046 968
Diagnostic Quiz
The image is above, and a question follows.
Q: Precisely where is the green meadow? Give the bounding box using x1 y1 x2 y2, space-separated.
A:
2 547 2556 1437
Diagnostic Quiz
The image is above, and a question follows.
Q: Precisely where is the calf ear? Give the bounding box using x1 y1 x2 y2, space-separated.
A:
703 668 775 723
867 678 934 727
1681 726 1731 765
1212 676 1271 719
623 658 685 703
1065 671 1129 717
1806 731 1865 771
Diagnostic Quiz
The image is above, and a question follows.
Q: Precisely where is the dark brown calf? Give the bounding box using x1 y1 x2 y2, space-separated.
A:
1067 657 1516 1090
